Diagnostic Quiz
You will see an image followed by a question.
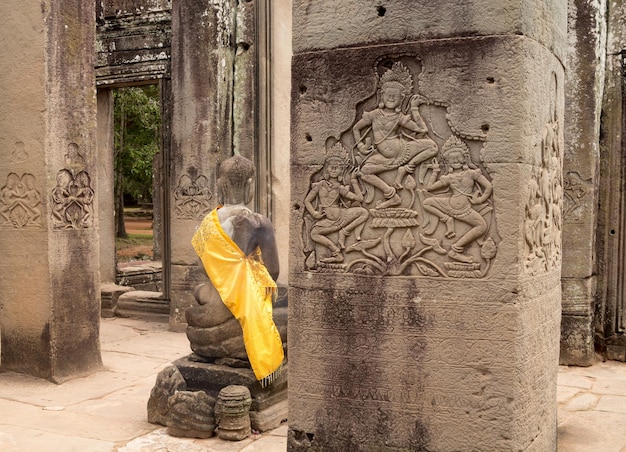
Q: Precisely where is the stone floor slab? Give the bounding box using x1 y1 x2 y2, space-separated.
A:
0 318 625 451
557 410 626 452
0 369 140 407
556 370 595 389
557 385 581 403
0 424 114 452
595 394 626 414
562 392 600 411
70 375 157 422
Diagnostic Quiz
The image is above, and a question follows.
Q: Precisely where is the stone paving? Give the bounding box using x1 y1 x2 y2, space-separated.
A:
0 317 624 451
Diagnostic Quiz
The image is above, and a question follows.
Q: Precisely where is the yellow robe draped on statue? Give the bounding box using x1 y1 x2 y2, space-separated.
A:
191 208 284 386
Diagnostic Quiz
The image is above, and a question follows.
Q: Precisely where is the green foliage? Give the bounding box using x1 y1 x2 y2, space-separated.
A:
114 85 160 204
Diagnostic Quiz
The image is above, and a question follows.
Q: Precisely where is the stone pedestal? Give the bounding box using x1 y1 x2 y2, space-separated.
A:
148 356 288 436
289 1 565 450
0 0 102 382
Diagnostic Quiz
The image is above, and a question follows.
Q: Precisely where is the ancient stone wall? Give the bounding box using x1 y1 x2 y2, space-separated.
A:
96 0 171 86
289 1 564 449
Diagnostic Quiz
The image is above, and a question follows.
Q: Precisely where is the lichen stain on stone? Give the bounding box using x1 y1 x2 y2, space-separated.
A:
202 0 233 47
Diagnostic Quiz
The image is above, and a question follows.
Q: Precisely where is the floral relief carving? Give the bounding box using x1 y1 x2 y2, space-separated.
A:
0 173 42 228
301 59 498 278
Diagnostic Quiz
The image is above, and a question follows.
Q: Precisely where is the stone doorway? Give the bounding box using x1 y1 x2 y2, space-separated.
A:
97 81 171 319
95 1 172 317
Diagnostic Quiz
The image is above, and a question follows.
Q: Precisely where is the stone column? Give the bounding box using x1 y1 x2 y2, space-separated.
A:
168 0 236 330
97 89 116 284
560 0 605 366
0 0 102 382
289 1 565 450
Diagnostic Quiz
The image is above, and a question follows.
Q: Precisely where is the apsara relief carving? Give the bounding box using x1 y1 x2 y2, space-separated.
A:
302 59 498 278
524 76 563 275
0 173 42 228
563 171 591 223
50 143 95 229
174 173 213 219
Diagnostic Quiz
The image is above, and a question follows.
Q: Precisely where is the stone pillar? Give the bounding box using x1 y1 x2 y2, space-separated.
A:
560 0 605 366
97 88 116 284
0 0 102 382
168 0 236 330
289 1 565 450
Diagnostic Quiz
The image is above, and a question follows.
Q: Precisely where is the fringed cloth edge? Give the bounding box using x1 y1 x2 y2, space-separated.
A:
192 208 284 386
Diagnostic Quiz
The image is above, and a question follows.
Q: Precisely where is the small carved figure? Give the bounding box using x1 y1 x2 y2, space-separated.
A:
74 171 94 225
51 169 73 225
0 173 21 223
304 143 368 263
10 141 28 164
188 154 283 387
22 173 42 224
352 62 438 208
423 136 492 263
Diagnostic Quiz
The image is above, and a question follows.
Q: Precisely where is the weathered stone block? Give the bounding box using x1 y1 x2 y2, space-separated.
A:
560 314 595 367
292 0 567 63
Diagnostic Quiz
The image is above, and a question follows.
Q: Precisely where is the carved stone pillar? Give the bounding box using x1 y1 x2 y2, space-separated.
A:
168 0 236 330
169 0 265 330
289 1 565 450
559 0 605 366
0 0 102 382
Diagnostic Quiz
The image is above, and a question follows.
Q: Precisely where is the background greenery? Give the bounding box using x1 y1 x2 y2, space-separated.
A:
114 85 160 237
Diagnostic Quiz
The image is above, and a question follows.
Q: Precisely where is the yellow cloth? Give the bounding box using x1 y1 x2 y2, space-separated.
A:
191 208 284 386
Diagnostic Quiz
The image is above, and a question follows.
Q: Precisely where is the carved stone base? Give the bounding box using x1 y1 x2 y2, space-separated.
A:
147 355 288 438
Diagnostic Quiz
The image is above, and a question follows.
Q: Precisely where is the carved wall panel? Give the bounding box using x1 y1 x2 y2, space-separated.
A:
524 75 563 275
563 171 592 223
173 171 213 219
300 59 498 278
50 143 95 229
0 172 43 228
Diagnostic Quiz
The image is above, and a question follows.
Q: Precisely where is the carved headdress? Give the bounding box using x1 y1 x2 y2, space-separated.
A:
379 62 413 96
325 142 349 165
441 135 476 171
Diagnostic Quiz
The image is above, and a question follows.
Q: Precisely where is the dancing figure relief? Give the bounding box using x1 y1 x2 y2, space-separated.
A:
50 168 95 229
0 173 42 228
422 137 492 265
304 143 369 266
302 59 498 278
524 79 563 275
352 62 438 208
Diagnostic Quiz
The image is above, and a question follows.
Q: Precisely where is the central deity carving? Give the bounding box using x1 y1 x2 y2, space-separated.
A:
302 59 498 278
